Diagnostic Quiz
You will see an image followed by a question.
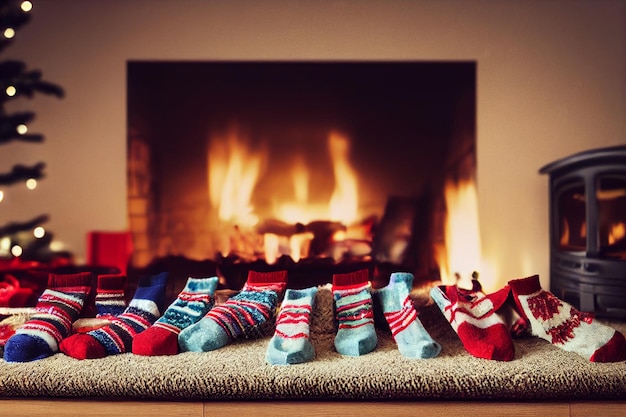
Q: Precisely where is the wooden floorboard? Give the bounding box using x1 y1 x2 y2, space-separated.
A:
1 399 624 416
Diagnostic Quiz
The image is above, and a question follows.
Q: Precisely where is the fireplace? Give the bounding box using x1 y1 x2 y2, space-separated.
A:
127 61 476 291
540 145 626 319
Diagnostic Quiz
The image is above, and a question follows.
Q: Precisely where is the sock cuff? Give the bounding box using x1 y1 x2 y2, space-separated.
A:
48 272 93 289
389 272 414 288
139 271 169 288
508 275 541 296
184 276 218 294
247 270 288 285
332 269 369 289
97 274 127 291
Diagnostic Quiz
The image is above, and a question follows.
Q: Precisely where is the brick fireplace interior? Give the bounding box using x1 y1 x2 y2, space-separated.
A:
127 61 475 290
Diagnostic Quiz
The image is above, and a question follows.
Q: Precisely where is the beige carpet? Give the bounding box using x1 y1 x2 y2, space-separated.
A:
1 287 625 401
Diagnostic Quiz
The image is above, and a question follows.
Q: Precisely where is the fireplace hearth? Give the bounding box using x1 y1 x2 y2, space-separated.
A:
540 145 626 319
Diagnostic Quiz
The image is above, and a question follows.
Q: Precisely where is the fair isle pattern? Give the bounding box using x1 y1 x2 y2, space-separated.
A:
517 289 617 360
152 291 214 335
383 295 418 337
207 290 278 340
334 283 375 331
274 300 313 340
89 302 160 354
15 287 89 350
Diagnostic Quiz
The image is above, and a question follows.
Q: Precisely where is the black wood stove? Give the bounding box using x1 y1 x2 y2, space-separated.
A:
540 145 626 319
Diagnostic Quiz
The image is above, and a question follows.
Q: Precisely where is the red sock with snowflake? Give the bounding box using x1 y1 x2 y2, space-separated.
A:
508 275 626 363
430 280 515 361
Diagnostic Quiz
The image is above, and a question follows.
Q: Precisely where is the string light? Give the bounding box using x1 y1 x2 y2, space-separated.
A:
26 178 37 190
21 1 33 12
11 245 23 257
0 237 10 255
34 226 45 238
3 28 15 39
5 86 16 96
16 123 28 134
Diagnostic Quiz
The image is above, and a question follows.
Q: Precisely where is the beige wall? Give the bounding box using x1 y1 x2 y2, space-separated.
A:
1 0 624 291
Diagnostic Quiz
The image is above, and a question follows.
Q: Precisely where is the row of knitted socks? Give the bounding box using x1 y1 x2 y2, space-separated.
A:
431 275 626 363
61 273 223 359
265 269 442 365
179 270 288 353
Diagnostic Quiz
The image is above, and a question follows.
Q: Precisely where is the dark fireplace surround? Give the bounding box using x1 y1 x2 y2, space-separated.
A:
126 60 476 293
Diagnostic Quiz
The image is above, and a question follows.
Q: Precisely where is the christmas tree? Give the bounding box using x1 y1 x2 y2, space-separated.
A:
0 0 64 264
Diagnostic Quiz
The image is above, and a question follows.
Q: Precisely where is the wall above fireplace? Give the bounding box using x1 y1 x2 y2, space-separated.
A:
2 0 625 292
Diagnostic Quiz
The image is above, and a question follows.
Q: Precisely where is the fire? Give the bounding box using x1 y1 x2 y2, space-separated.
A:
207 127 360 263
328 131 359 224
207 128 266 227
609 221 625 245
437 178 485 289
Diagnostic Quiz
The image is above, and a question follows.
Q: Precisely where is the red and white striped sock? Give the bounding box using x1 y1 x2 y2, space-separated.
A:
508 275 626 362
374 272 441 358
265 286 318 365
3 272 92 362
430 280 515 361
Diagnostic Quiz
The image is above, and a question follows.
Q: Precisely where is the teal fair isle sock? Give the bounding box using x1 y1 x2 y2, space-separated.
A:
3 272 93 362
59 272 168 359
132 276 218 356
265 286 318 365
332 269 377 356
373 272 441 359
179 270 288 352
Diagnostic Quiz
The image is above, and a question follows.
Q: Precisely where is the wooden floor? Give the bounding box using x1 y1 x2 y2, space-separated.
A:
0 399 624 417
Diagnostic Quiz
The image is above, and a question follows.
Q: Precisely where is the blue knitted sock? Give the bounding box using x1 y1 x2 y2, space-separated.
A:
265 286 318 365
332 269 377 356
132 276 218 356
373 272 441 358
179 270 287 352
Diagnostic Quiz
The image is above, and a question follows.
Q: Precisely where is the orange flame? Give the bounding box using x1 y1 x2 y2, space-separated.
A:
609 221 625 245
437 178 484 289
207 127 360 262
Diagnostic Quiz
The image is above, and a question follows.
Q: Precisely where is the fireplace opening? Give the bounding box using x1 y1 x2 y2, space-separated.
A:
127 61 476 292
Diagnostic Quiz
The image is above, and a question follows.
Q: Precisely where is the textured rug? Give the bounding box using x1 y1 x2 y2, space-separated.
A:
1 287 625 401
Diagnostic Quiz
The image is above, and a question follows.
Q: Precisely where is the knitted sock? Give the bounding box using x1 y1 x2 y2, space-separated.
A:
430 280 515 361
179 270 288 352
265 286 318 365
508 275 626 363
3 272 92 362
332 269 377 356
95 274 127 319
373 272 441 359
132 276 218 356
59 272 167 359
